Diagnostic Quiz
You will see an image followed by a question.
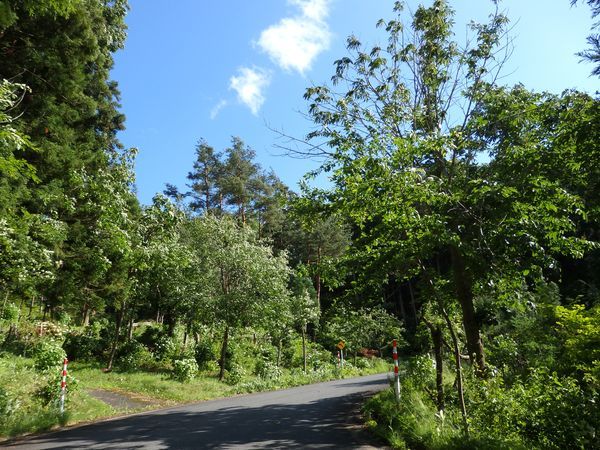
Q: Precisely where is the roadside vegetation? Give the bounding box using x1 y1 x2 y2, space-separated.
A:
0 317 391 439
1 0 599 448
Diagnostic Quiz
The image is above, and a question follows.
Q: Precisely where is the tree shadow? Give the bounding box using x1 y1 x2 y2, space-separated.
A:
8 389 387 449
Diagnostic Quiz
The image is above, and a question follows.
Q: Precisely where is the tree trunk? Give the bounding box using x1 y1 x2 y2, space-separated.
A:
183 321 191 351
218 326 230 381
408 281 418 321
127 316 134 342
28 296 35 319
441 307 469 436
302 327 307 373
107 306 126 371
82 303 90 326
450 245 486 375
276 339 282 367
432 325 445 411
316 246 322 311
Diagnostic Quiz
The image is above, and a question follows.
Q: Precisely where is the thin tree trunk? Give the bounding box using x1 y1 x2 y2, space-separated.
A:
302 327 307 373
408 281 418 321
441 307 469 435
107 306 126 371
127 316 134 342
276 339 282 367
82 303 90 326
28 296 35 319
218 326 230 381
316 246 322 311
183 322 191 351
450 245 486 375
432 325 445 411
397 287 407 323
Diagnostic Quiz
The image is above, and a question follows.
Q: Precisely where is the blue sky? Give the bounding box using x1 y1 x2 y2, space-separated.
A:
111 0 598 205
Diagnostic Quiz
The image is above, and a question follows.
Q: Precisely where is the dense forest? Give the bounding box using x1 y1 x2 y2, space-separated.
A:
0 0 599 448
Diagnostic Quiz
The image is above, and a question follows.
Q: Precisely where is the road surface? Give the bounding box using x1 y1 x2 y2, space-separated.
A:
7 373 390 449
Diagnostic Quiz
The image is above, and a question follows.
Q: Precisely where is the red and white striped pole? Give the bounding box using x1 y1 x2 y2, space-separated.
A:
59 358 68 414
392 339 400 401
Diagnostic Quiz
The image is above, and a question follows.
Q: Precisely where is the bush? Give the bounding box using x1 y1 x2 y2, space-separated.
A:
62 323 104 361
354 357 371 369
36 372 78 406
469 370 598 449
194 341 215 370
116 340 154 371
154 335 178 362
225 363 246 385
0 387 20 423
172 358 198 382
255 359 282 380
1 303 19 323
33 341 67 371
136 324 165 352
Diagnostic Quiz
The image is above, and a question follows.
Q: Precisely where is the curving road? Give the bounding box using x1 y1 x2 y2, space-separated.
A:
7 373 390 449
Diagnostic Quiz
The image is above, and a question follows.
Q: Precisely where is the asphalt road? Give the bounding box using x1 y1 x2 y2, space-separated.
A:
7 373 390 449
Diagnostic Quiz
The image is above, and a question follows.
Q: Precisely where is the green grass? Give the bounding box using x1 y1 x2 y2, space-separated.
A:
0 354 390 440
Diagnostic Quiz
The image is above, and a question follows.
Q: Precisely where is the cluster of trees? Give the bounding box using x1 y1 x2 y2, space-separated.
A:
0 0 379 381
292 0 599 446
2 0 599 445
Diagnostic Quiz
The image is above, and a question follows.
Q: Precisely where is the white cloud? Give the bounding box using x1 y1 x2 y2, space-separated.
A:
229 67 271 115
210 99 228 119
257 0 332 74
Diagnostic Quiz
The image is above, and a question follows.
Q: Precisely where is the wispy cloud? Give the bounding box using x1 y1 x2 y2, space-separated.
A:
229 67 271 115
210 99 228 119
257 0 332 74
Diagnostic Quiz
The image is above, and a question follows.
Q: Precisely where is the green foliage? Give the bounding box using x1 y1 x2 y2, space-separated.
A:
555 303 600 387
116 340 154 372
0 387 19 422
172 358 199 383
33 341 66 372
254 359 282 381
153 335 178 362
322 305 403 354
194 341 216 371
224 363 246 386
36 371 77 406
468 370 598 449
1 303 19 323
63 324 104 361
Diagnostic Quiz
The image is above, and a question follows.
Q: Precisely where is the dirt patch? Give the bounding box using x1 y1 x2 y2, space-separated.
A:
86 389 157 410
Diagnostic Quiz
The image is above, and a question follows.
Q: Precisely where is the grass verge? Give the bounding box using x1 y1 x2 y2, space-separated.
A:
0 355 389 440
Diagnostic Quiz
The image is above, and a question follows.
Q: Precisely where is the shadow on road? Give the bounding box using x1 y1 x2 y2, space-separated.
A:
9 390 384 449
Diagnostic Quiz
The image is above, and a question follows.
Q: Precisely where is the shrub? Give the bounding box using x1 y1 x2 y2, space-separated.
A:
136 324 165 352
172 358 198 382
36 372 78 406
225 363 246 385
0 387 20 423
62 324 103 361
154 335 178 362
33 341 67 371
1 303 19 323
354 357 371 369
194 341 215 370
116 340 154 371
469 370 598 449
255 359 282 380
